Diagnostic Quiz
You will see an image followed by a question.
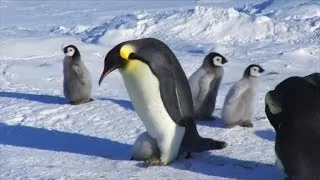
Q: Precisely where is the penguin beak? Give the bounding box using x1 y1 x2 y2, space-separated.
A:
99 54 126 86
99 67 115 86
63 48 68 54
259 67 265 73
222 58 228 64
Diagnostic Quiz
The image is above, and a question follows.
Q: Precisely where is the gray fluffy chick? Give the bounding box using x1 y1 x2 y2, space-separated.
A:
63 45 93 105
222 64 264 128
189 52 228 120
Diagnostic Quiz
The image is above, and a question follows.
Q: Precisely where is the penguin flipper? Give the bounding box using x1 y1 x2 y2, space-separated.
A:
71 64 85 84
128 39 194 127
157 69 190 127
196 73 215 103
226 81 249 104
146 54 193 127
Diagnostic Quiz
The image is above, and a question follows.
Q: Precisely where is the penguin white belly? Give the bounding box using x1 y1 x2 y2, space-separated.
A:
120 60 185 164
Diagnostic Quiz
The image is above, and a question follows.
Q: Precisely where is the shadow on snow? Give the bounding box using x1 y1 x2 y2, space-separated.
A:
170 152 284 180
255 129 276 141
98 97 134 111
0 91 67 105
0 122 131 160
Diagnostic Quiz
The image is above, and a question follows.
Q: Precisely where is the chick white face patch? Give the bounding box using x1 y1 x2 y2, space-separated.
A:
213 56 223 66
250 66 261 77
65 47 75 57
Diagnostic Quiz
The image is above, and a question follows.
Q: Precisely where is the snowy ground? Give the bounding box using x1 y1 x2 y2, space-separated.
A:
0 0 319 179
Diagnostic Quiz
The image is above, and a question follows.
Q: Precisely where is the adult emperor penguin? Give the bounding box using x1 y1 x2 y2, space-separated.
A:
63 45 93 105
265 73 320 180
222 64 264 128
99 38 227 166
189 52 228 120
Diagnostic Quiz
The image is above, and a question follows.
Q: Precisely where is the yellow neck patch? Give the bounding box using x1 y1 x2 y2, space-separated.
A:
265 92 282 114
122 60 143 74
120 44 135 60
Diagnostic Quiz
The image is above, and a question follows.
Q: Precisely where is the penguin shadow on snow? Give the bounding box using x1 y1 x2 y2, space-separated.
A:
255 129 276 141
170 153 285 180
0 91 67 105
0 122 131 160
98 97 134 111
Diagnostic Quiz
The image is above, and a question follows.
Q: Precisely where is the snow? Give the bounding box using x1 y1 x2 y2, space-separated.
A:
0 0 319 179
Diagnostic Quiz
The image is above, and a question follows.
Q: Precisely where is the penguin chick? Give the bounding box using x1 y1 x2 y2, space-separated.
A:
131 129 222 162
189 52 228 120
265 73 320 180
222 64 264 128
99 38 227 166
63 45 93 105
130 132 160 161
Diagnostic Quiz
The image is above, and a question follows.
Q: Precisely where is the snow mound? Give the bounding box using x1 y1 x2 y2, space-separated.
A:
50 25 90 38
51 4 320 45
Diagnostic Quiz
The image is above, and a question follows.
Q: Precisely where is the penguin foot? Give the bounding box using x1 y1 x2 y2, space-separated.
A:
70 98 94 105
239 121 253 128
144 158 164 166
70 101 84 105
69 101 77 105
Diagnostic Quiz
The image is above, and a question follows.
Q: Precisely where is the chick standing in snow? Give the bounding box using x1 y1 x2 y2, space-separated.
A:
189 52 228 120
63 45 93 105
222 64 264 128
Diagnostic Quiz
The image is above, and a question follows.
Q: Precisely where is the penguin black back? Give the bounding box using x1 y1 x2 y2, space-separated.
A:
126 38 227 152
265 73 320 179
112 38 195 126
100 38 227 155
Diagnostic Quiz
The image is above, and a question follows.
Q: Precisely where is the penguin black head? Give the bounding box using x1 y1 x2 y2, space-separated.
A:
63 45 80 59
244 64 265 78
265 76 307 131
99 38 175 85
203 52 228 68
265 73 320 178
98 40 146 85
265 73 320 131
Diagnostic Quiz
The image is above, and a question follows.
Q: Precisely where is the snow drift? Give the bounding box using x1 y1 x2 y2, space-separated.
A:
51 3 320 45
